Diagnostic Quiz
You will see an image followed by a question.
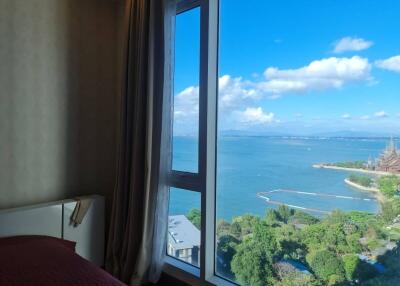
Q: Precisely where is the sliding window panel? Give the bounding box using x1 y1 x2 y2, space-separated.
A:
167 187 201 268
172 7 201 173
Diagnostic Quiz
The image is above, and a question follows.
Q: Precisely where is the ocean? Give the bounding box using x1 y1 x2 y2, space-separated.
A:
169 136 387 221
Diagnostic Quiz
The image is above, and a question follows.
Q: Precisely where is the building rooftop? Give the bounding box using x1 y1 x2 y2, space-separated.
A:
275 259 311 275
168 215 200 250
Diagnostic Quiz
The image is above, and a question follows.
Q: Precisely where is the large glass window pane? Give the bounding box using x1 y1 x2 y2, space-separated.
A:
167 187 201 267
172 8 201 173
216 1 400 285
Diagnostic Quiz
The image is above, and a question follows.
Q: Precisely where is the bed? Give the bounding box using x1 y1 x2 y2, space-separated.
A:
0 196 126 286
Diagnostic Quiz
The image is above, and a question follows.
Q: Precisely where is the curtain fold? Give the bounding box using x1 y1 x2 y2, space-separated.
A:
106 0 175 285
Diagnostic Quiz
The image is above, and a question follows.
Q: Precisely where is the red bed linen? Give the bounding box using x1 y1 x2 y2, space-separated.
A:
0 236 126 286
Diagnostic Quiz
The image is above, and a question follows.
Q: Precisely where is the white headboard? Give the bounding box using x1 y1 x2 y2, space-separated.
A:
0 195 105 266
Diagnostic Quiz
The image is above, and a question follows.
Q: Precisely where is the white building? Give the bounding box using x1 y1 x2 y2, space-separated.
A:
167 215 200 266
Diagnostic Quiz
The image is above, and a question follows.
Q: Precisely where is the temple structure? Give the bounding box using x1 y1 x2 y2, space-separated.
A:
376 138 400 173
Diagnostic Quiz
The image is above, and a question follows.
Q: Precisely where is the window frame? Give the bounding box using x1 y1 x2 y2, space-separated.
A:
164 0 232 285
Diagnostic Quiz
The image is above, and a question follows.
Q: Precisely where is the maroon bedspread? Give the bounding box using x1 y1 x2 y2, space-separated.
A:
0 236 126 286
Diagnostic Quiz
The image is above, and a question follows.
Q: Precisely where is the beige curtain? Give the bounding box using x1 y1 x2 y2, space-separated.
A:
106 0 175 285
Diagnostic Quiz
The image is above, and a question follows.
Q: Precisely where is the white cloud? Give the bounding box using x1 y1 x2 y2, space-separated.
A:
333 37 373 53
341 114 351 119
375 55 400 73
173 56 373 132
173 75 259 133
218 75 259 110
359 112 389 120
374 110 388 118
259 56 372 96
173 86 199 120
234 107 275 125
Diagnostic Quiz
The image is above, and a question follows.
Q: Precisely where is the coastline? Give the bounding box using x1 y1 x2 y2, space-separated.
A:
313 163 389 205
312 164 394 176
343 178 385 203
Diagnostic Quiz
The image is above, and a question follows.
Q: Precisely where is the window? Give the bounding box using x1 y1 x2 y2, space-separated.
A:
167 187 201 267
172 7 201 173
166 1 400 286
165 0 219 283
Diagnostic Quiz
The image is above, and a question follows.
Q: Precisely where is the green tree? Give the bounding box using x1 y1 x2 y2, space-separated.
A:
231 222 278 286
229 221 242 239
290 210 319 225
216 219 231 238
327 274 345 286
381 198 400 223
187 208 201 229
325 210 348 225
217 234 239 275
275 224 306 260
378 175 400 197
347 211 375 224
306 250 345 282
324 224 348 253
265 209 280 226
393 197 400 213
230 214 260 239
277 205 293 224
334 160 366 169
342 254 359 281
231 238 274 286
238 214 261 236
345 232 362 254
381 201 397 223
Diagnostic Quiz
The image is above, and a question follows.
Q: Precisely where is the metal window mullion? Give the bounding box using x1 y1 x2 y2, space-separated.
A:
204 0 219 281
198 0 209 281
198 0 219 283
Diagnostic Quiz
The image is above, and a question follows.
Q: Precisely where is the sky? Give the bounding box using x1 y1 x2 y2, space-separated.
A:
173 0 400 136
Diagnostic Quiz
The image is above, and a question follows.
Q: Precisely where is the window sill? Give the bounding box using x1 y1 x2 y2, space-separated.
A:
163 256 237 286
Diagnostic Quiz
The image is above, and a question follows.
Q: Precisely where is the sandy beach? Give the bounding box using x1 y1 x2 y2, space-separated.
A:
344 178 385 203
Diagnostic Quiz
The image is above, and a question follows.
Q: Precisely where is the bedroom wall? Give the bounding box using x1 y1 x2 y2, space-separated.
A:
0 0 122 210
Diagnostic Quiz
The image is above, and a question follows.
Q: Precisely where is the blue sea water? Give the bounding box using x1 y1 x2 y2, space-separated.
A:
170 136 387 221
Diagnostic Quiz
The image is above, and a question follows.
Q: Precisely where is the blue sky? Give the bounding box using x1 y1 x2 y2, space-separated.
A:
173 0 400 136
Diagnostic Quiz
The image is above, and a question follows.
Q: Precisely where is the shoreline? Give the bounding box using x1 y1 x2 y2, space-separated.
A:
312 164 395 176
313 163 390 205
343 178 385 203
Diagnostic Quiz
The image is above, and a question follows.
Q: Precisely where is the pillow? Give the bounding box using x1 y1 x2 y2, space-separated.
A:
0 235 76 251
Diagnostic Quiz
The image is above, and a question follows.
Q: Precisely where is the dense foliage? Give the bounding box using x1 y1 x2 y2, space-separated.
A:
216 209 398 285
187 208 201 229
184 204 400 285
305 249 345 283
231 223 278 286
184 174 400 285
377 175 400 197
329 160 367 169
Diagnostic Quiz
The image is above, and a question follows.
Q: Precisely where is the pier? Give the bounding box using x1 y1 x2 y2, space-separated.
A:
257 189 377 214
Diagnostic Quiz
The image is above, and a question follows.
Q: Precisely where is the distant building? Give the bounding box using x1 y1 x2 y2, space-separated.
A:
167 215 200 266
274 259 311 276
376 137 400 174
